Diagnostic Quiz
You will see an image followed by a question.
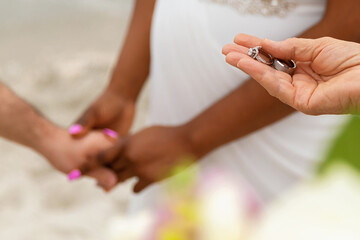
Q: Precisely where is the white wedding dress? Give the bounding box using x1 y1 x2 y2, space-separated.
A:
130 0 347 211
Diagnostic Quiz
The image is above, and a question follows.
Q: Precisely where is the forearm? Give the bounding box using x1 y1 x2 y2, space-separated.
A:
299 16 360 41
108 0 156 100
311 0 360 42
183 80 292 157
184 0 360 158
0 83 61 155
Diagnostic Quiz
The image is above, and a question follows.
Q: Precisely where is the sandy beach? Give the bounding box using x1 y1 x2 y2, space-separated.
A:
0 1 145 239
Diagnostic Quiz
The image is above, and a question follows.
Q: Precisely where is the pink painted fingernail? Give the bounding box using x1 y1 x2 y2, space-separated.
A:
104 128 118 139
68 124 83 135
68 169 82 181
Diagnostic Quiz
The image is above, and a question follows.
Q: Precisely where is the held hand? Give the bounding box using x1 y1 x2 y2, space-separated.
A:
69 89 135 137
79 126 196 193
223 34 360 115
43 128 118 191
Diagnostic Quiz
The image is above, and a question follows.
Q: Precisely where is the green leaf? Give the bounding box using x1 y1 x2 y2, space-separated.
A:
319 116 360 174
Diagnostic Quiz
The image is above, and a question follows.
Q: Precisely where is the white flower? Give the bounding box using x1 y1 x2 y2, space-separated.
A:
251 164 360 240
197 169 255 240
106 211 152 240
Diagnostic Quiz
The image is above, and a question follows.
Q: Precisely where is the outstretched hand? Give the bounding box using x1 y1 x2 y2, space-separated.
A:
223 34 360 115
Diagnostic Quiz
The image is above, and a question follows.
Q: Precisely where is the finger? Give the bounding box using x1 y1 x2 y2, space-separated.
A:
69 109 96 138
261 37 322 62
71 156 99 178
111 156 129 172
225 52 248 67
116 102 135 136
76 138 126 175
222 43 249 56
233 34 321 62
117 168 135 183
133 179 152 193
96 138 127 166
225 50 296 107
235 54 295 105
86 167 118 191
234 33 262 48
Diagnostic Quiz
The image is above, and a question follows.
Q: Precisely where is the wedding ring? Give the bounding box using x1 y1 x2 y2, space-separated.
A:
248 46 260 58
272 59 296 75
248 46 296 75
248 46 274 65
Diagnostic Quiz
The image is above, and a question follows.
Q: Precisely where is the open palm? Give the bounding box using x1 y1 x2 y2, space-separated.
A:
223 34 360 115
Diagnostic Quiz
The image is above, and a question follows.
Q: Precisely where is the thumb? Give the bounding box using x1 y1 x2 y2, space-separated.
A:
261 37 322 62
69 109 96 138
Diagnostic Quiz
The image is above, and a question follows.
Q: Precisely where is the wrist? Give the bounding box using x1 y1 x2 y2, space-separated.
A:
105 83 138 102
179 122 216 160
35 124 67 159
107 71 147 101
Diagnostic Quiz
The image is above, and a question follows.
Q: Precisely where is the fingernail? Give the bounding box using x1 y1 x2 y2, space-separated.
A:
103 128 118 139
68 169 82 181
68 124 83 135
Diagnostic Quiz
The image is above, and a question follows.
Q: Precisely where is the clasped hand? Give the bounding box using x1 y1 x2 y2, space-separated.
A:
75 126 195 193
68 90 196 193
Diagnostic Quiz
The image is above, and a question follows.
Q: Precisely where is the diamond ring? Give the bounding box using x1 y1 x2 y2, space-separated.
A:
248 46 274 65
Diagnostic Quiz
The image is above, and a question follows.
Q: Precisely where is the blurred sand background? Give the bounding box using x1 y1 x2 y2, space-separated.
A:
0 1 144 239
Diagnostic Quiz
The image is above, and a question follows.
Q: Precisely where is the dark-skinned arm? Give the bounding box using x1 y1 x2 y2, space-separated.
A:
70 0 156 136
108 0 156 99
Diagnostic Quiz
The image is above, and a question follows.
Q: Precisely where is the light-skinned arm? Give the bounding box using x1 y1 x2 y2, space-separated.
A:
0 82 118 190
